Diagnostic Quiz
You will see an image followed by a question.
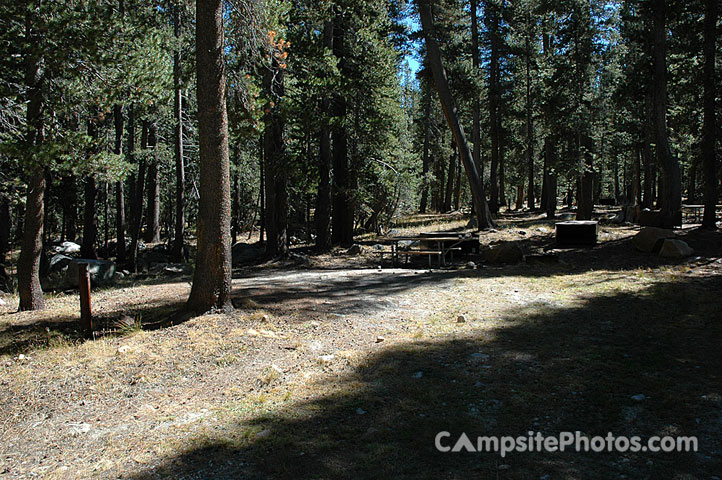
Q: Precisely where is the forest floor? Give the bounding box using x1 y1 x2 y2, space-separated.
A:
1 209 722 479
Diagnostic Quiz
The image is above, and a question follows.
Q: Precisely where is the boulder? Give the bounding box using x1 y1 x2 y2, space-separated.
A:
633 227 675 253
658 239 694 258
484 242 524 264
47 254 74 275
52 241 81 255
65 259 116 287
346 244 363 255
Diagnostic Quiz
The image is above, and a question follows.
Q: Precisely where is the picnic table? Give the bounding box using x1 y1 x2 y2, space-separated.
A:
377 233 476 267
682 204 722 223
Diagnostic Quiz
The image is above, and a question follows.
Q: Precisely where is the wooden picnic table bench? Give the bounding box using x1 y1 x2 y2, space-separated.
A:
376 233 475 267
682 204 722 223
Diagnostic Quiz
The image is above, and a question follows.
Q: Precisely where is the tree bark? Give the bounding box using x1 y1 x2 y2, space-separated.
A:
315 20 333 250
417 0 494 229
0 198 10 292
444 141 455 212
187 0 233 312
331 16 354 246
701 0 717 229
113 105 126 262
263 58 289 257
576 133 594 220
652 0 682 226
81 117 99 260
172 1 186 259
61 176 77 241
470 0 483 189
144 122 160 244
127 119 146 271
543 138 557 217
488 1 500 214
525 20 535 210
419 86 432 214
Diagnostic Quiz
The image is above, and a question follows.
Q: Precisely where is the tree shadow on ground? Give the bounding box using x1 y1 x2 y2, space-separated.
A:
0 298 186 357
130 274 722 479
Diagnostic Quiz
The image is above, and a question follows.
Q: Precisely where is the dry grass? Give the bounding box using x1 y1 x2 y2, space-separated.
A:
1 212 721 479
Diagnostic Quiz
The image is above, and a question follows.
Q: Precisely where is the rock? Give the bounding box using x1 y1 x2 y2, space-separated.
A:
456 315 467 323
537 227 550 234
631 394 646 401
466 261 476 269
68 422 92 435
375 336 385 343
658 239 694 258
318 354 335 365
256 429 272 439
48 254 74 275
52 241 81 255
346 244 363 255
117 345 133 354
632 227 675 253
484 242 524 264
232 242 264 266
0 298 6 306
65 259 116 288
518 230 527 235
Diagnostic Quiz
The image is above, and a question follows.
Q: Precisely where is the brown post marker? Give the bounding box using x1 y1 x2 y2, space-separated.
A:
78 262 93 338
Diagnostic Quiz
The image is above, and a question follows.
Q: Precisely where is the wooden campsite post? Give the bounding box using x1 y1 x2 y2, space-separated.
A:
78 262 93 338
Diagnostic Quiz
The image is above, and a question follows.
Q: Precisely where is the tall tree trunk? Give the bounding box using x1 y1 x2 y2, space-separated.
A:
544 138 557 217
577 133 594 220
81 117 99 260
419 86 432 214
61 176 77 241
331 16 354 246
525 23 535 210
258 136 265 243
444 141 455 212
114 105 126 262
127 120 147 271
263 58 288 257
470 0 483 188
653 0 681 226
172 2 186 259
499 125 506 208
701 0 717 229
315 20 333 250
454 154 462 211
187 0 233 312
17 0 46 310
417 0 494 228
488 1 500 214
633 148 642 205
0 198 10 292
144 122 160 244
